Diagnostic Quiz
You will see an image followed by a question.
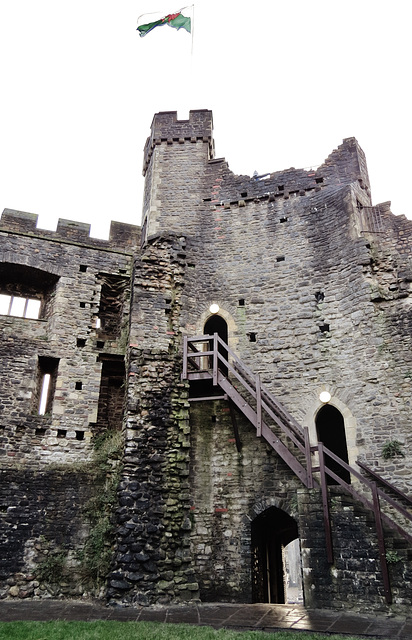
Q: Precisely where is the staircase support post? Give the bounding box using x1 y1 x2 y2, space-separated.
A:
182 335 188 380
318 443 334 564
304 427 313 488
372 482 392 605
256 374 262 437
212 333 218 385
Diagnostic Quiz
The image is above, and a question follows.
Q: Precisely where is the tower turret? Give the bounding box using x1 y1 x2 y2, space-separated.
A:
141 110 214 241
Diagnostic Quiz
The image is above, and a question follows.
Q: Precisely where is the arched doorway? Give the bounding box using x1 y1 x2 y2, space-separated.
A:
316 404 350 485
204 314 228 375
251 507 302 604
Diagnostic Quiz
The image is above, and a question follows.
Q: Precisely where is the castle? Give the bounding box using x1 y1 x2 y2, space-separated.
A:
1 110 412 612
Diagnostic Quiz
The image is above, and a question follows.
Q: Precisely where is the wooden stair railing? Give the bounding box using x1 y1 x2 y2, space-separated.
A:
183 333 313 487
317 443 412 604
182 333 412 604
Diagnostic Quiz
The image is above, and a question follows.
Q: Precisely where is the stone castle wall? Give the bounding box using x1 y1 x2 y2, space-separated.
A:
0 110 411 612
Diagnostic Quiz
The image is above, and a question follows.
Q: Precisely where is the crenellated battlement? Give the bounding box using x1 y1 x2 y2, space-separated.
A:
143 109 214 175
0 209 140 252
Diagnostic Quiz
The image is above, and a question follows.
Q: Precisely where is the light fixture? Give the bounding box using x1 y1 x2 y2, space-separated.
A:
209 304 220 314
319 391 331 403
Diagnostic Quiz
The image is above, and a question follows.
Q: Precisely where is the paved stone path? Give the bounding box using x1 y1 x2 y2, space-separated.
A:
0 600 411 638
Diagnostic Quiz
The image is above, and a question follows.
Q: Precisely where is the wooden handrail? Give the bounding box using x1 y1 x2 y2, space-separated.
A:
357 459 412 506
183 334 311 485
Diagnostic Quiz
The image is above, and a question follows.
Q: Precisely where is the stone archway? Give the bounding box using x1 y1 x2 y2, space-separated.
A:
251 506 302 604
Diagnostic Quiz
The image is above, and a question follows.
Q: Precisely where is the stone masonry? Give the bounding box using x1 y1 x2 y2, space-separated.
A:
0 110 411 613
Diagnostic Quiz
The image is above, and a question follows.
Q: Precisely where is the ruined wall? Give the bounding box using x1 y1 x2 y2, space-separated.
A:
108 235 199 605
0 210 139 598
0 209 138 464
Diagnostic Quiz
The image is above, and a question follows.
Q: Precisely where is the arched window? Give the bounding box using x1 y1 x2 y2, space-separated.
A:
316 404 350 485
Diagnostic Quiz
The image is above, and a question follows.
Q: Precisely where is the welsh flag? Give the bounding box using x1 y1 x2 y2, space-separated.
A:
137 11 191 37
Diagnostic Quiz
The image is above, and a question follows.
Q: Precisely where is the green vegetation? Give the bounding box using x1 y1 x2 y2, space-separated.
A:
77 430 123 587
34 551 66 583
381 440 405 460
0 621 366 640
386 550 401 564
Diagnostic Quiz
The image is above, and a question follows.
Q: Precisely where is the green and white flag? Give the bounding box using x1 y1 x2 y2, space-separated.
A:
137 10 191 37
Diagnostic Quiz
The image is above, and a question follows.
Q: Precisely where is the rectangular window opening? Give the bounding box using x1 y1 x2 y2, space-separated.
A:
75 430 85 441
79 265 88 272
0 294 41 319
36 357 59 416
276 256 285 262
38 374 51 415
75 381 83 390
238 299 245 306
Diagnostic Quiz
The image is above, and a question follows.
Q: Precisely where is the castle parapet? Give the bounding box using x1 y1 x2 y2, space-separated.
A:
143 110 214 175
0 209 140 252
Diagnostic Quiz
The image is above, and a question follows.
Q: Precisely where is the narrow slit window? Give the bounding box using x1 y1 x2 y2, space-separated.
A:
38 374 51 415
36 356 59 416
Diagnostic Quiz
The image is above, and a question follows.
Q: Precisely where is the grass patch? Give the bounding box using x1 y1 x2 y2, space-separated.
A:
0 620 366 640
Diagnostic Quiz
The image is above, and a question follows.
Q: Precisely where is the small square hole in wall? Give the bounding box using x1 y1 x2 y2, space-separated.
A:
241 191 248 197
280 217 288 223
75 431 85 441
75 381 82 390
319 324 330 332
79 265 88 272
315 177 324 184
57 429 66 439
315 291 325 302
248 332 257 342
96 341 105 349
119 269 127 274
278 185 284 192
35 428 46 437
80 302 86 308
238 299 245 306
276 256 285 262
211 415 217 423
77 338 86 348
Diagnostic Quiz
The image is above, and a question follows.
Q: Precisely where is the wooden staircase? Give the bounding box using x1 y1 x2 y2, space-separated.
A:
182 333 412 604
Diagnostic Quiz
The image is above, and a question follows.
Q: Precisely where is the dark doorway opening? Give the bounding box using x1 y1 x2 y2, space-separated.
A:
204 314 228 376
316 404 350 485
251 507 301 604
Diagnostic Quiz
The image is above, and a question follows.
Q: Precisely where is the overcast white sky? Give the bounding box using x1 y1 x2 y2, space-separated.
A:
0 1 410 238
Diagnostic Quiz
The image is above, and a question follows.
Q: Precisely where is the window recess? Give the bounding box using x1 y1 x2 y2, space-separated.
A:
36 356 59 416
